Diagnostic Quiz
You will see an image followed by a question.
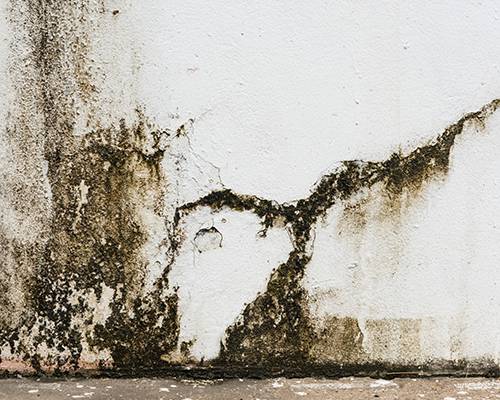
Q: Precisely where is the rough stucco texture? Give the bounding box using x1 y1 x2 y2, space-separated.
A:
1 0 500 376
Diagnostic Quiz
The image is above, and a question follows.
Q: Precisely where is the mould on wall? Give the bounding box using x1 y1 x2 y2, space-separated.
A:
1 0 179 373
308 316 365 364
170 99 500 373
363 319 422 364
2 0 500 379
36 118 178 370
1 113 181 371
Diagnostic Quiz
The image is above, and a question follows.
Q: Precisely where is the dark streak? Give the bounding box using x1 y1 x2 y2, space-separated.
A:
170 99 500 369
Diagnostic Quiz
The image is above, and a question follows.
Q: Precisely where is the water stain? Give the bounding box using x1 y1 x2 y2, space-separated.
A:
309 316 364 364
1 0 500 378
195 99 499 370
1 0 178 373
364 318 422 364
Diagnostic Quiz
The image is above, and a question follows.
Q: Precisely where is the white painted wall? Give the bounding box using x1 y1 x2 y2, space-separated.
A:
133 0 500 201
2 0 500 371
304 115 500 363
142 0 500 364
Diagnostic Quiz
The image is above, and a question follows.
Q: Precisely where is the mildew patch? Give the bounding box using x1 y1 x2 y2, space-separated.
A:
38 116 177 366
1 0 178 373
1 114 180 372
308 316 364 364
362 319 422 364
2 0 500 378
172 99 500 370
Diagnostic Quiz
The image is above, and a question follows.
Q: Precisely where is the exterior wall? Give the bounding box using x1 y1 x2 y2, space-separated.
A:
1 0 500 375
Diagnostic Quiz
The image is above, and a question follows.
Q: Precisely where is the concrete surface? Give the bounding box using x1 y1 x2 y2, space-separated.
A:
0 377 499 400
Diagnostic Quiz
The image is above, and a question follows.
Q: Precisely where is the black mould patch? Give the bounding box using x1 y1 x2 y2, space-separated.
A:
24 118 178 371
2 0 500 378
172 99 500 371
1 0 180 373
2 97 496 376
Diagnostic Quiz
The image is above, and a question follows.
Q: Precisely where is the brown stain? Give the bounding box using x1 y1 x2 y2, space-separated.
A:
309 316 365 364
337 194 370 233
197 99 499 370
44 116 166 298
18 113 180 371
364 318 422 365
25 109 183 370
1 0 179 373
334 182 410 279
0 0 54 331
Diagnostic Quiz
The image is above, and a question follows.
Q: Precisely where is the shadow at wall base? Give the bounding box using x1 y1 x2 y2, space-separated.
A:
1 359 499 380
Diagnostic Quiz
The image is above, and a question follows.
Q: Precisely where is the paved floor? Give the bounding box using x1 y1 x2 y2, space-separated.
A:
0 377 499 399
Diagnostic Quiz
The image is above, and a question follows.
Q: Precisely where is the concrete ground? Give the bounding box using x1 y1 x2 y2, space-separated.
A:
0 377 499 400
0 378 500 400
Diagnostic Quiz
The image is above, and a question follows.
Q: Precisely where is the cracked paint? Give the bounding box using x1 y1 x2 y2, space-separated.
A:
1 0 500 378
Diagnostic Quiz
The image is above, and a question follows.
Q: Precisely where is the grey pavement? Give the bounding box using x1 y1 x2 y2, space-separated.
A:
0 377 499 399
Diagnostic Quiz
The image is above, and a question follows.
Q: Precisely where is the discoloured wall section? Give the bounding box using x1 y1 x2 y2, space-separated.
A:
2 0 500 377
304 113 500 370
0 0 180 371
0 0 51 331
214 101 500 371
